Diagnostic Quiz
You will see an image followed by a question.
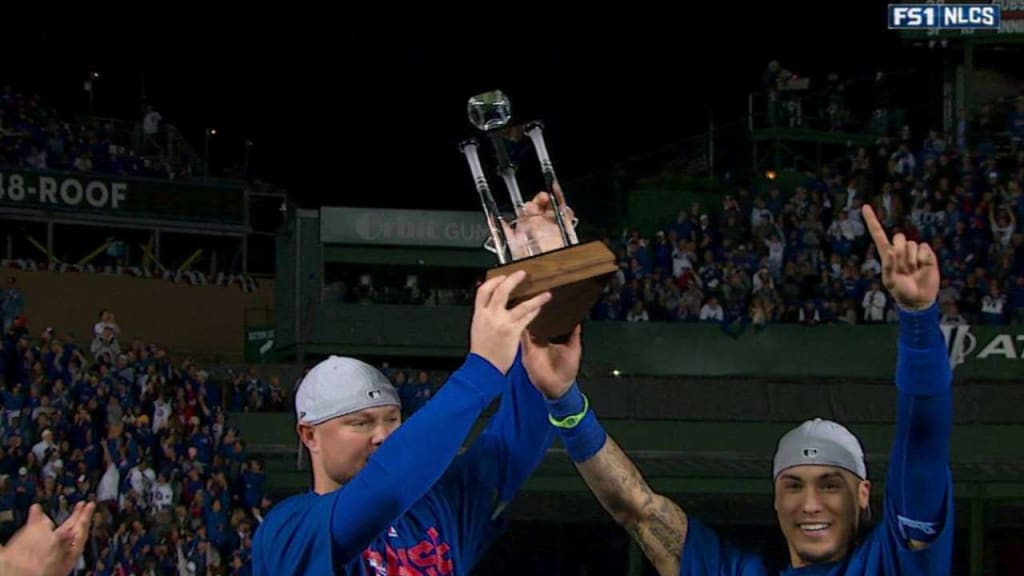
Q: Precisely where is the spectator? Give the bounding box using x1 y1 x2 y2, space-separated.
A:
25 145 47 169
872 182 904 226
990 203 1017 250
590 91 1024 332
626 301 650 322
93 310 120 339
1010 275 1024 325
0 306 285 572
143 105 162 137
981 284 1007 325
699 296 724 323
72 152 93 172
862 281 887 323
90 326 120 364
1008 97 1024 151
2 277 25 333
798 300 821 326
31 429 55 464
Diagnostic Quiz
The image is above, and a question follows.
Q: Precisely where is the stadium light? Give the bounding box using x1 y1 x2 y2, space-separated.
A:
204 129 218 178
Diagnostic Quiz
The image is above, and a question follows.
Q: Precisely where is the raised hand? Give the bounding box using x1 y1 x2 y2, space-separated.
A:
862 205 939 310
0 502 96 576
521 325 582 399
470 271 551 374
504 186 578 258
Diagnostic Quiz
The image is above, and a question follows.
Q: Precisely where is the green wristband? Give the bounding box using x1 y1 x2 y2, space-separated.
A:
548 393 589 429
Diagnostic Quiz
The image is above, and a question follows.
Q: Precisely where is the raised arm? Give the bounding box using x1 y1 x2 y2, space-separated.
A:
522 328 687 576
456 193 571 507
456 353 555 504
863 205 953 555
327 272 550 560
576 436 688 575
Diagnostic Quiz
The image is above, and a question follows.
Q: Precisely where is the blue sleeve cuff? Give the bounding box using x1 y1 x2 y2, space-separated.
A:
896 302 952 396
544 382 606 462
898 302 943 350
545 381 585 420
897 514 942 543
556 410 607 463
460 353 509 403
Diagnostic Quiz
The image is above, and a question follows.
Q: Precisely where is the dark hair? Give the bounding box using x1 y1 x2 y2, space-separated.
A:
854 504 874 549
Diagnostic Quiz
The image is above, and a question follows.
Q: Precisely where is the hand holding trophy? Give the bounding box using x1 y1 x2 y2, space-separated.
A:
459 90 616 342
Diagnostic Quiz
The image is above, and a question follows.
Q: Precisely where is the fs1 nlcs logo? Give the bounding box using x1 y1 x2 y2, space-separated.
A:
889 4 1001 29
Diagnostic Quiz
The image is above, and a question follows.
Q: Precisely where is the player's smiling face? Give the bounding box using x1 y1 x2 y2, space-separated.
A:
774 465 870 568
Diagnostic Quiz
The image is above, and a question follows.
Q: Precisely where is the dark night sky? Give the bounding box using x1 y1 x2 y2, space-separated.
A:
5 5 952 211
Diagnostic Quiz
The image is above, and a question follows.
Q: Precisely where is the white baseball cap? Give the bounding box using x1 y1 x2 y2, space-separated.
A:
295 356 400 425
773 418 867 480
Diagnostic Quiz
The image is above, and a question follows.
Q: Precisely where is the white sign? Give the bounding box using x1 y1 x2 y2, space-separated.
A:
0 171 127 209
320 207 492 248
941 324 1024 368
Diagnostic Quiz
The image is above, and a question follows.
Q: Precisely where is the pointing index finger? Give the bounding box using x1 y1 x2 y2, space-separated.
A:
861 205 892 252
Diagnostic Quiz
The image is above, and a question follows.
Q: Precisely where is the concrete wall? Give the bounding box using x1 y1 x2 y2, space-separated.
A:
5 270 273 359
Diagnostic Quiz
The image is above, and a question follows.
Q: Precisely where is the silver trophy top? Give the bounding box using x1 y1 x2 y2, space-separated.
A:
467 90 511 132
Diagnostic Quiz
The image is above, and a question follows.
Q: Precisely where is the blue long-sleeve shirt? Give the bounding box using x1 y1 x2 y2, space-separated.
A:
252 352 554 575
680 303 954 576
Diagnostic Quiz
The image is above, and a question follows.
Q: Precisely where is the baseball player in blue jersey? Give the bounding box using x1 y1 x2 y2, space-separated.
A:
531 204 954 576
252 204 584 575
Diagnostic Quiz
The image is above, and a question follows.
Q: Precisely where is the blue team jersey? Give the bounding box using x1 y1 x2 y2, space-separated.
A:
254 448 509 575
681 472 954 576
681 306 955 576
252 354 553 576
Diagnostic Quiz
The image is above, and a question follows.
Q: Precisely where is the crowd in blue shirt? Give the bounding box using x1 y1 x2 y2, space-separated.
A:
0 316 270 575
595 117 1024 329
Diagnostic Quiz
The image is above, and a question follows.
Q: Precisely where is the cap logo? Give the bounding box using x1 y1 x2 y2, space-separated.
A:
803 448 819 458
367 389 383 400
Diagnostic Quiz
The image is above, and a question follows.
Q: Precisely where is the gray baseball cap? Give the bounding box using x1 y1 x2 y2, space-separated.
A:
773 418 867 480
295 356 401 425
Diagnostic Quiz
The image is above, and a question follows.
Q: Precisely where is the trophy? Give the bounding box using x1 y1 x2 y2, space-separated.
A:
459 90 617 341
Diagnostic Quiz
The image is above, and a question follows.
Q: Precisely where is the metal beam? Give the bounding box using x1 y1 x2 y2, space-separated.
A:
749 127 876 146
46 221 54 263
323 245 493 268
78 240 113 266
280 342 466 359
0 206 248 235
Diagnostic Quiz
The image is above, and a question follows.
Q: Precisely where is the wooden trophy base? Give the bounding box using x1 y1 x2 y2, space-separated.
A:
485 240 618 341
